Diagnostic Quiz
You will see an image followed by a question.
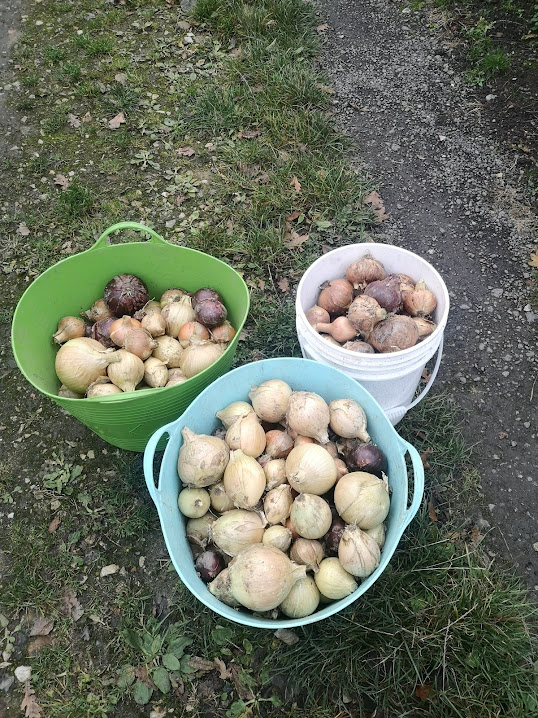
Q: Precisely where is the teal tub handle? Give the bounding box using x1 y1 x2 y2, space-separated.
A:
143 423 172 507
400 439 425 528
91 221 168 251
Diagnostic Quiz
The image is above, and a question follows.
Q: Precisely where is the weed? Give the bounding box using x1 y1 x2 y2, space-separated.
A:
60 62 83 83
54 181 94 220
42 107 67 134
43 45 67 64
72 33 115 56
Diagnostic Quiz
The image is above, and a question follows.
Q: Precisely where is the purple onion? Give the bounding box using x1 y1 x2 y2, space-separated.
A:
192 287 222 309
324 518 346 555
345 442 387 478
90 317 117 348
195 550 225 583
364 276 402 313
195 299 227 328
104 274 149 317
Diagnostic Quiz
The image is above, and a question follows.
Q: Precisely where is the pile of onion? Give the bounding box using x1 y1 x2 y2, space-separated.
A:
308 252 438 353
175 378 391 619
52 277 236 398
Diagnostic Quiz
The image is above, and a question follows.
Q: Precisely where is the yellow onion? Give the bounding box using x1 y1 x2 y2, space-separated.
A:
209 482 235 513
123 328 158 360
55 337 121 394
280 575 320 618
263 484 293 525
329 399 370 441
82 298 113 322
228 544 307 611
286 391 330 444
166 367 188 387
210 510 266 556
141 311 166 337
264 430 294 459
143 357 168 388
208 568 240 607
366 523 386 548
177 427 229 487
294 435 314 447
334 472 390 529
289 494 332 540
161 295 196 336
223 450 266 508
315 557 358 600
289 538 324 573
109 315 142 346
178 320 210 347
210 321 236 343
180 340 224 378
107 349 144 392
285 444 337 495
262 525 293 552
53 316 86 344
263 459 287 490
248 380 292 423
338 524 380 578
160 288 187 307
225 412 266 458
412 317 437 339
86 382 122 398
58 385 83 399
403 280 437 317
153 335 183 368
215 401 255 429
346 254 386 289
186 512 216 548
177 487 211 519
334 458 349 481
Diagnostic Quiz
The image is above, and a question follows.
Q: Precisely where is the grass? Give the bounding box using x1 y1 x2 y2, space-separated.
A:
0 0 536 716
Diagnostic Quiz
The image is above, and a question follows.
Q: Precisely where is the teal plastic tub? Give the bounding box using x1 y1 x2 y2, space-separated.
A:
144 358 424 629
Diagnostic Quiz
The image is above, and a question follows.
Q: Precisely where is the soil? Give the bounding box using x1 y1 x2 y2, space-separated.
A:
319 0 538 595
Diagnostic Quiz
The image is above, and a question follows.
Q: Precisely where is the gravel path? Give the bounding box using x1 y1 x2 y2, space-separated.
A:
320 0 538 595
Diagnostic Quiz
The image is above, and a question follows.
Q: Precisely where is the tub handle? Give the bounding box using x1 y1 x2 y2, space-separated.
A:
400 439 425 528
143 423 172 507
407 335 444 410
91 221 168 250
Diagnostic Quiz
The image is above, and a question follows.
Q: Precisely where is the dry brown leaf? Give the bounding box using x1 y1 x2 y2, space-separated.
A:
528 251 538 268
316 23 329 31
415 684 434 701
17 222 30 237
258 279 266 291
67 113 81 128
277 277 290 292
470 527 485 545
48 516 61 533
62 588 84 622
20 681 42 718
364 190 389 223
214 657 232 680
53 174 70 191
81 112 92 123
27 636 52 657
285 210 302 222
253 171 269 184
114 73 127 85
428 500 438 523
284 231 309 248
237 129 262 139
29 617 54 637
316 82 335 95
177 146 195 157
187 656 215 673
290 176 301 193
420 447 433 470
108 112 125 130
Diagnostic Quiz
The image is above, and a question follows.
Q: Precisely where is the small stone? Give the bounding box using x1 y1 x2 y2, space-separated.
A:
35 20 43 26
183 35 194 44
100 564 119 577
14 666 32 683
533 542 538 552
491 288 503 298
485 94 497 101
87 450 95 460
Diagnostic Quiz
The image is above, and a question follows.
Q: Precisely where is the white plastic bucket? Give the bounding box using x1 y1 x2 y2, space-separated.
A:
296 243 450 425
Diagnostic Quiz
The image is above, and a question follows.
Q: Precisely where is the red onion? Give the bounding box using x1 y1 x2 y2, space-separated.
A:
195 550 225 583
364 276 402 313
192 287 222 308
195 299 227 328
324 518 346 555
104 274 149 317
344 442 387 478
90 317 117 348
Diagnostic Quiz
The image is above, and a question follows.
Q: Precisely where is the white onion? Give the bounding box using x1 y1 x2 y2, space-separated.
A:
223 450 266 509
55 337 121 394
338 524 380 578
314 558 357 600
210 510 266 556
334 472 390 529
177 428 229 487
289 494 332 540
286 391 330 444
279 575 320 618
285 443 337 495
248 380 292 423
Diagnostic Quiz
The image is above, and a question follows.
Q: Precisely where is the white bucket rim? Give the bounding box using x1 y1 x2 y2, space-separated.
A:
296 242 450 362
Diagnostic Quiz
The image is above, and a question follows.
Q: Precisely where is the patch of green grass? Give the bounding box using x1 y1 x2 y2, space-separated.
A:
72 33 115 56
43 45 67 64
41 107 67 134
60 61 83 83
55 182 94 220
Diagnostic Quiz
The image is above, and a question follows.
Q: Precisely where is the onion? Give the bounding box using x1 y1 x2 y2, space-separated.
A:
210 321 236 343
122 328 158 360
165 368 188 387
249 380 292 424
104 274 148 316
347 295 386 335
264 485 293 525
195 550 225 583
286 391 330 444
225 412 266 458
323 517 346 555
209 482 235 513
86 382 122 398
289 538 324 573
413 317 436 339
265 430 294 459
346 254 386 289
141 312 166 338
286 444 337 495
162 296 196 337
366 523 386 548
134 299 162 321
90 317 117 348
186 513 215 548
305 305 330 327
208 568 240 607
317 279 354 316
369 315 419 353
342 340 375 354
211 510 266 556
334 458 348 481
364 276 402 313
82 298 113 322
178 427 230 487
58 385 83 399
178 321 210 347
290 494 332 540
316 316 357 343
262 525 293 552
160 288 188 307
264 459 287 490
109 316 142 347
180 341 224 378
280 575 320 618
195 299 227 328
153 335 183 367
216 401 255 429
55 337 121 394
334 472 390 529
223 450 266 508
403 280 437 317
178 487 211 519
53 316 86 345
192 287 222 308
344 442 387 478
227 544 307 611
329 399 370 442
107 349 144 392
314 558 357 600
338 524 380 578
394 273 416 297
143 357 168 388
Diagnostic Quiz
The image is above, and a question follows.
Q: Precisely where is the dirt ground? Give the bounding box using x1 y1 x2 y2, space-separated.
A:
319 0 538 595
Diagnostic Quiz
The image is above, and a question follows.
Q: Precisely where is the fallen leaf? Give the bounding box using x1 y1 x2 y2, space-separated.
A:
316 82 334 94
274 628 299 645
20 681 42 718
177 146 195 157
17 222 30 237
284 231 309 248
81 112 92 123
498 431 508 440
528 252 538 268
114 73 127 85
53 174 70 191
364 190 389 222
67 113 81 128
48 516 61 533
238 329 248 341
253 171 269 184
27 636 52 657
237 129 262 139
415 684 434 701
257 279 265 291
214 657 232 680
316 23 329 31
277 277 290 292
100 564 119 577
285 210 302 222
186 656 215 673
108 112 125 130
290 176 301 193
97 81 107 93
470 527 484 545
29 617 54 637
420 447 433 470
428 501 438 523
62 588 84 621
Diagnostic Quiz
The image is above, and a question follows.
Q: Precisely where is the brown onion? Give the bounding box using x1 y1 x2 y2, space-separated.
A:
104 274 148 316
134 299 162 321
317 279 354 316
305 305 330 327
344 442 387 478
90 317 117 348
403 281 437 317
82 298 113 323
195 299 227 328
413 317 436 339
53 316 86 344
210 321 236 343
369 315 419 353
346 254 386 289
192 287 222 308
347 295 386 335
394 273 416 297
364 276 402 313
141 312 166 338
265 430 294 459
109 316 142 347
178 321 210 347
316 317 356 343
123 328 158 360
342 340 375 354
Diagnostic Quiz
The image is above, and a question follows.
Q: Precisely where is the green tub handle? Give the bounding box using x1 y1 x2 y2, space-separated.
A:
90 221 169 251
143 422 174 507
400 438 425 529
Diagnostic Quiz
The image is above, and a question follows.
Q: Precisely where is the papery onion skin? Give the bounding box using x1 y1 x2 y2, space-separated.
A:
210 321 236 343
141 311 166 338
286 444 337 495
286 391 330 444
314 557 358 600
316 317 357 344
262 525 293 552
403 281 437 317
58 384 84 399
216 401 255 429
186 513 216 549
346 254 386 289
249 379 293 424
107 349 144 393
178 487 211 519
209 482 235 513
178 427 230 487
82 298 113 323
347 295 386 336
412 317 436 339
161 296 196 337
104 273 149 317
265 430 294 459
369 315 419 353
366 523 386 548
329 399 370 442
289 538 324 572
123 328 158 360
143 357 169 388
160 288 189 307
86 382 122 398
305 305 330 327
342 340 375 354
211 510 266 556
290 493 332 540
53 316 86 345
55 337 121 394
317 279 354 316
334 471 390 529
279 575 320 618
263 484 293 525
338 524 380 578
109 316 142 347
223 450 266 508
264 459 288 490
153 335 183 368
195 550 225 583
180 341 224 378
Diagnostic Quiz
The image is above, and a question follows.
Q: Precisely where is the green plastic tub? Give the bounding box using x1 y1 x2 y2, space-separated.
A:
11 222 250 451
